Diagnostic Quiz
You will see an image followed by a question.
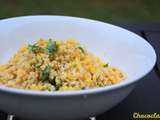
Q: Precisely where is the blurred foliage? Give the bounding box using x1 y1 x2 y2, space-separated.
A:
0 0 160 22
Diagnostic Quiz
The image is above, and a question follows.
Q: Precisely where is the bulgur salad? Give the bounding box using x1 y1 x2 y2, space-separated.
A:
0 39 126 91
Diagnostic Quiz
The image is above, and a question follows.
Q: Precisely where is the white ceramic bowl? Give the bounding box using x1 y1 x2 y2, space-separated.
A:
0 16 156 120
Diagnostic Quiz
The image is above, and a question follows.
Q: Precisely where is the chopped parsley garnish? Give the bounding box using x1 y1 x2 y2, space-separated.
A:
81 87 89 90
54 79 62 90
41 65 50 82
103 63 108 67
81 87 86 90
78 46 85 53
41 65 62 90
49 77 56 86
72 64 77 68
46 39 58 54
35 64 41 69
28 44 42 53
49 77 62 90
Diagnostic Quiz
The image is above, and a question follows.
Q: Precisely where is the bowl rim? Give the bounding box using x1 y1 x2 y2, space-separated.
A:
0 15 157 96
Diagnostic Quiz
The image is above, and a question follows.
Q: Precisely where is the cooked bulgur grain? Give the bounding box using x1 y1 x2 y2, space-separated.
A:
0 39 126 91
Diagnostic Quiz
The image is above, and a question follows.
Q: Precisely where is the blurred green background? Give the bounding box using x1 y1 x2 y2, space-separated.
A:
0 0 160 22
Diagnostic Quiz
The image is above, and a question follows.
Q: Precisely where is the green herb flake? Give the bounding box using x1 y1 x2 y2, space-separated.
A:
46 39 58 54
103 63 109 67
98 83 103 87
49 77 56 86
28 44 42 53
49 77 62 90
55 79 62 90
41 65 50 81
55 79 62 86
78 46 85 53
81 87 89 90
81 87 86 90
35 64 41 69
73 64 77 68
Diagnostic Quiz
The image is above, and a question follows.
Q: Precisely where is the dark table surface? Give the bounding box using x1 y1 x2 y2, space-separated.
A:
0 24 160 120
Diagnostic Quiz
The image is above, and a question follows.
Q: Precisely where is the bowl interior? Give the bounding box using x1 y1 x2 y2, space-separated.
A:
0 16 156 93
